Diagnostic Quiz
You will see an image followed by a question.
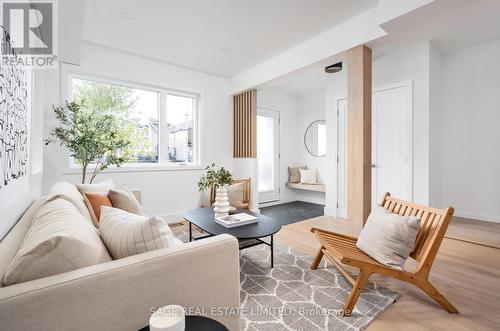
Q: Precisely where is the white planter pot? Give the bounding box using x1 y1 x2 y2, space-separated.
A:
213 186 230 218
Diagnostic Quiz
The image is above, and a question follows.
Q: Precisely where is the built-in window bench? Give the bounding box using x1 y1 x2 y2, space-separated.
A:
286 182 326 193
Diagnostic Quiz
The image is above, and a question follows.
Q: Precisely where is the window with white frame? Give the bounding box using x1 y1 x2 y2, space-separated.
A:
70 76 198 167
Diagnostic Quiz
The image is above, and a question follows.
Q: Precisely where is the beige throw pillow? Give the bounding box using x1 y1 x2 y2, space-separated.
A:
356 206 421 269
288 166 307 183
299 169 317 184
99 207 182 259
108 189 143 215
77 179 115 227
3 197 112 286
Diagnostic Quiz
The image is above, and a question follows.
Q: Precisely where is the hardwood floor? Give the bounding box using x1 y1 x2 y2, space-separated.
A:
276 215 500 331
447 216 500 248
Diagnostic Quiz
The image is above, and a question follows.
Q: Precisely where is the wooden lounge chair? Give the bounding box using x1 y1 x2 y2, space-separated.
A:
311 192 459 316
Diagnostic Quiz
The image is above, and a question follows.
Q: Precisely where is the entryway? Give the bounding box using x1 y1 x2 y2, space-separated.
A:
257 108 280 203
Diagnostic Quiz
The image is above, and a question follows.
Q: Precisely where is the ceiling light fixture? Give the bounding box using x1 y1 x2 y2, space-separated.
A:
121 11 134 20
325 62 342 73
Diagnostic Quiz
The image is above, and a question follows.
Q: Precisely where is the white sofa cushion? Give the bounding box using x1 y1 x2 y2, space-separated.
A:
48 181 92 221
356 206 421 269
3 196 112 286
99 207 182 259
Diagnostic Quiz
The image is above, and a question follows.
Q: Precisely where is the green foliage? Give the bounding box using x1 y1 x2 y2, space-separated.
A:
198 163 233 192
46 100 135 184
73 80 137 115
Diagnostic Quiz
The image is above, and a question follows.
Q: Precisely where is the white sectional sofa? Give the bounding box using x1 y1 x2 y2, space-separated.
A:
0 182 241 331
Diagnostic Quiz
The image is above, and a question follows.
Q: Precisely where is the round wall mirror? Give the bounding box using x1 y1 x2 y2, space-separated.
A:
304 120 326 157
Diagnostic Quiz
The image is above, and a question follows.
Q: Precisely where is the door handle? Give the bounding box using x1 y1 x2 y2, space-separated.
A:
371 163 376 168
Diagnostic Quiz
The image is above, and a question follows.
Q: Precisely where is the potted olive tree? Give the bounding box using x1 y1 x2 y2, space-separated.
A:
46 100 136 183
198 163 233 217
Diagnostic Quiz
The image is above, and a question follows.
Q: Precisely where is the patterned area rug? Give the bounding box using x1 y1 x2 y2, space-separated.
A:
174 228 399 331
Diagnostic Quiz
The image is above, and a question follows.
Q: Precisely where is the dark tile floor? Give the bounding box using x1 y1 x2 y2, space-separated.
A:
260 200 324 227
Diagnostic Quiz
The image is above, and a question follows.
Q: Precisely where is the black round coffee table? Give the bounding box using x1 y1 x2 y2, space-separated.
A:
138 315 228 331
184 208 282 268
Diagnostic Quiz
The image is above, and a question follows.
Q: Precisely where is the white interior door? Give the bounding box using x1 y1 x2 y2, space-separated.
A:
337 99 348 218
372 84 413 206
257 108 280 203
336 82 413 215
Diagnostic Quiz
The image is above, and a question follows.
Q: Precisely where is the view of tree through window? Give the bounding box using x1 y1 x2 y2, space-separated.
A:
72 78 160 163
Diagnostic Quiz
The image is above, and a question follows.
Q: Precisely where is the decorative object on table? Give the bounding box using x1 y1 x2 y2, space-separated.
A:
215 213 258 228
149 305 185 331
0 26 30 190
210 178 252 210
197 163 233 218
45 100 136 184
304 119 326 157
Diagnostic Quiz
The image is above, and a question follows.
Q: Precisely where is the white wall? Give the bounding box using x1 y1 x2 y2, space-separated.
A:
43 43 233 221
437 38 500 222
429 43 444 208
0 70 45 239
257 88 300 205
296 90 327 205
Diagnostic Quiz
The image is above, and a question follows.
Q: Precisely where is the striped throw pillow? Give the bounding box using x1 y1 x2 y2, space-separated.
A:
99 207 182 259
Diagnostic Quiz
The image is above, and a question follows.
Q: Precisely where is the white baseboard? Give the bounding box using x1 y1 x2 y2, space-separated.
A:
454 210 500 224
258 196 297 208
324 206 337 216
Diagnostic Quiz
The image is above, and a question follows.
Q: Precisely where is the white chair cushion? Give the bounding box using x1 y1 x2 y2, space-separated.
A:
356 206 421 269
99 207 181 259
3 196 112 286
227 182 245 207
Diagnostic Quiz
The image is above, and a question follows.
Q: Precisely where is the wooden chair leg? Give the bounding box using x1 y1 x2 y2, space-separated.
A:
310 247 324 270
413 279 459 313
343 270 371 316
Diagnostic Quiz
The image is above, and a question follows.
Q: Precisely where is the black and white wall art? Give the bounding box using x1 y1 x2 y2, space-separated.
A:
0 27 30 189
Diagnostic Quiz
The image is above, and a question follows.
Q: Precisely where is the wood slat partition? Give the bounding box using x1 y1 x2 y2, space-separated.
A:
233 89 257 158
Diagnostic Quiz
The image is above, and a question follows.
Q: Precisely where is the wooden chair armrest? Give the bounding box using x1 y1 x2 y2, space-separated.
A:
310 227 357 241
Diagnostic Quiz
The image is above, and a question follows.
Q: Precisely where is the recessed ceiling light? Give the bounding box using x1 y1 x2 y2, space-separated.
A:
220 47 231 53
121 11 134 20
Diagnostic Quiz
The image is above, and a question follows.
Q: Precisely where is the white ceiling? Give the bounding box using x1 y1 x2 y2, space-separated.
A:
82 0 377 77
266 0 500 94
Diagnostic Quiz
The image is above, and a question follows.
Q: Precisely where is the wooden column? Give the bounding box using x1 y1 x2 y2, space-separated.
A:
233 89 257 158
347 45 372 235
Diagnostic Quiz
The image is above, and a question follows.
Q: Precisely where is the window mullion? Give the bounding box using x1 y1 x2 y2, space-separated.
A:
159 91 169 164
